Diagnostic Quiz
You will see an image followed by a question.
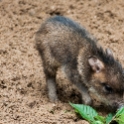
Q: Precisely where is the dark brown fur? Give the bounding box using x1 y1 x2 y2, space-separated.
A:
35 16 124 111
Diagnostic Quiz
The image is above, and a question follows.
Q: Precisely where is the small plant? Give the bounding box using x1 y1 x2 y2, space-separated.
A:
69 102 124 124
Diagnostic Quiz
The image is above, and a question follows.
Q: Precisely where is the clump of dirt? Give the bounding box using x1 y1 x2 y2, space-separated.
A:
0 0 124 123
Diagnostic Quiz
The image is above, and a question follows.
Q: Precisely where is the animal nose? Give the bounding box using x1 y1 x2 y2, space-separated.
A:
118 103 124 110
111 101 123 112
118 98 124 110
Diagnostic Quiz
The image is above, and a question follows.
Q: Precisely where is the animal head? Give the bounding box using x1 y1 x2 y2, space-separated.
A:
88 48 124 111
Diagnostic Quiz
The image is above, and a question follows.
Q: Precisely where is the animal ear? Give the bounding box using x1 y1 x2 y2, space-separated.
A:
88 57 104 73
106 48 113 56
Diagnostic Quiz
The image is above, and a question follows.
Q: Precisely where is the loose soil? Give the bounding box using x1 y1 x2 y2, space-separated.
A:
0 0 124 124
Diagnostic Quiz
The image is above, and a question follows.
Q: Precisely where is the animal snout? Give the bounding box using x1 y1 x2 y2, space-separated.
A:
118 102 124 110
112 100 124 111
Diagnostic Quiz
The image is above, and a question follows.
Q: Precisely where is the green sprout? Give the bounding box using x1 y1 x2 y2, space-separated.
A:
69 102 124 124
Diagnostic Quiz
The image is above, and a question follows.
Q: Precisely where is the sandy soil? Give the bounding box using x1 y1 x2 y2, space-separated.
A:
0 0 124 123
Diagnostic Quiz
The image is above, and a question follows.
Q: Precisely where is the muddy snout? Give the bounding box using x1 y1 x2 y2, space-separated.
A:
101 101 124 112
88 87 124 111
110 93 124 111
117 101 124 110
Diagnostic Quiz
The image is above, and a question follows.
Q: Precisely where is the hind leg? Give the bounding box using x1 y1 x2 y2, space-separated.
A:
39 48 59 102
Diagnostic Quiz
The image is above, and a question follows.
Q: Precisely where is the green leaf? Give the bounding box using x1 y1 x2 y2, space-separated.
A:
109 107 124 124
94 121 104 124
115 107 124 117
105 113 114 124
69 102 98 124
118 113 124 124
70 103 124 124
95 115 105 123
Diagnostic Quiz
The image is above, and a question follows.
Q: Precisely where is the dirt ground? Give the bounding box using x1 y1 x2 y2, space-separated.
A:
0 0 124 124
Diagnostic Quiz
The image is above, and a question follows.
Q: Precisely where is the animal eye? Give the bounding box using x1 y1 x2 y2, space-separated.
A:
103 83 113 93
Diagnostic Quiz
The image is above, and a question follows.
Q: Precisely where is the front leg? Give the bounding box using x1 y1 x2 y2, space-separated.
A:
63 65 92 105
73 78 92 105
47 78 58 102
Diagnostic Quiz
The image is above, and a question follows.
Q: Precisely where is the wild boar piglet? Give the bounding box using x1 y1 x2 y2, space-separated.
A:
35 16 124 111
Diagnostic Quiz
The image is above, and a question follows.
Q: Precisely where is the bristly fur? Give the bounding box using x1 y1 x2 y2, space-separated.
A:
49 16 122 71
89 40 123 71
35 16 124 111
91 44 124 91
